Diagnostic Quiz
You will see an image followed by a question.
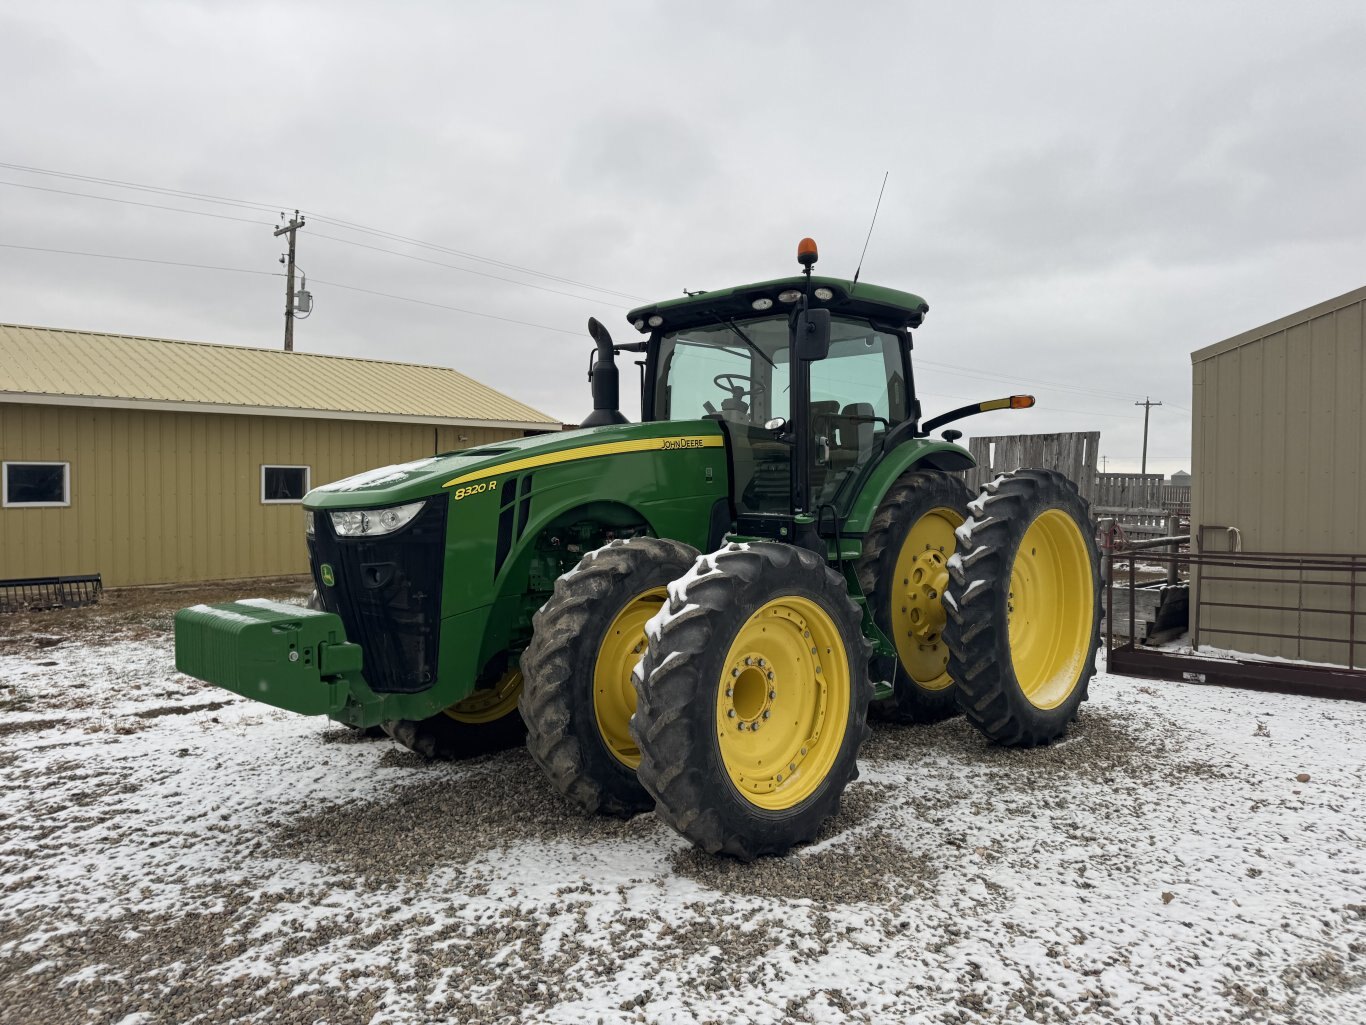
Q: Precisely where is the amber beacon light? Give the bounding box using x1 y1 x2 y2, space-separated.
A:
797 237 819 268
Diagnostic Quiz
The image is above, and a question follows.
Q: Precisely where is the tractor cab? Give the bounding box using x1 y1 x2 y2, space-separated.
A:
627 240 940 540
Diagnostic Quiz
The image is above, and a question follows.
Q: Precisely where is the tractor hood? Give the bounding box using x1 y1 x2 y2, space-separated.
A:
302 419 726 509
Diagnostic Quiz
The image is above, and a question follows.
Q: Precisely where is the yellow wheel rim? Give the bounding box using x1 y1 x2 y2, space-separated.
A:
593 586 667 769
715 596 850 811
890 506 963 690
444 667 523 725
1007 509 1094 709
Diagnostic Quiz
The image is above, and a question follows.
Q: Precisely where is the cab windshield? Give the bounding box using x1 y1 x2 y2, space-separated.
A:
654 315 910 515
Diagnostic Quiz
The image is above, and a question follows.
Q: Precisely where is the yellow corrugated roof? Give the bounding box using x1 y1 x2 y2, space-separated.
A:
0 323 558 428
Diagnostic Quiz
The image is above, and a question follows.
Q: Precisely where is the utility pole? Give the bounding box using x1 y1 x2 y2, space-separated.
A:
1101 455 1108 473
274 210 306 351
1135 396 1162 474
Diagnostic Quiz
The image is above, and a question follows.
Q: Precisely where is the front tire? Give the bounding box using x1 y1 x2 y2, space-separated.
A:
382 662 527 759
857 469 972 723
632 543 872 860
944 469 1101 746
520 536 700 817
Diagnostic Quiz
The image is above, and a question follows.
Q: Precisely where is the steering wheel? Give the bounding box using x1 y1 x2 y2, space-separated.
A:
703 373 754 419
713 373 753 400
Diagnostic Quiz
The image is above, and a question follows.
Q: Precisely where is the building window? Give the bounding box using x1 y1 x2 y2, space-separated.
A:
261 465 311 504
2 462 71 507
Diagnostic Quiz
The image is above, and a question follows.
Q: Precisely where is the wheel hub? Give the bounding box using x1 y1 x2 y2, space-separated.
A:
903 548 950 644
722 653 777 730
716 601 847 809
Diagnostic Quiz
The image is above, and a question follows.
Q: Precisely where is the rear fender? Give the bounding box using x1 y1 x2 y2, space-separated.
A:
841 438 976 536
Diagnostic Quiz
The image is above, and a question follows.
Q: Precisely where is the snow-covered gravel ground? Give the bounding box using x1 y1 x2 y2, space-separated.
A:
1 587 1364 1025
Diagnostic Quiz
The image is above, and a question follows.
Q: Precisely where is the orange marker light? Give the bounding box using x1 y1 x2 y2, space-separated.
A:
1010 395 1036 409
797 237 819 267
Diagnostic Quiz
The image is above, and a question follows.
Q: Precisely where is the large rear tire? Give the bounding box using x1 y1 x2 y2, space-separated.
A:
382 660 527 759
857 469 972 723
632 543 872 860
943 469 1101 746
520 536 700 817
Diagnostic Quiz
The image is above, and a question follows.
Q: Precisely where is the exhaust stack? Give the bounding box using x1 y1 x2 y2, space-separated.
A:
581 317 630 427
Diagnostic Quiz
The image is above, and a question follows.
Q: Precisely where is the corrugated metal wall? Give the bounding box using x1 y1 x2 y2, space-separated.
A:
1191 284 1366 663
0 403 525 586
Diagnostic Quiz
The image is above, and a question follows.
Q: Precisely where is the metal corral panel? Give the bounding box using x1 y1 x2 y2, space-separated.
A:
0 403 525 586
0 324 557 430
1191 283 1366 664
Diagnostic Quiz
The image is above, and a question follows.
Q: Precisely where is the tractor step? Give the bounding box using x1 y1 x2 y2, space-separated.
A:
174 599 364 715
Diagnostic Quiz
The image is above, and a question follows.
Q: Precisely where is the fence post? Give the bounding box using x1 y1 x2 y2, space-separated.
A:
1166 513 1179 587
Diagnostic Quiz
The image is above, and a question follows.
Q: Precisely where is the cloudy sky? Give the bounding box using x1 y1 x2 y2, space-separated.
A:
3 1 1364 473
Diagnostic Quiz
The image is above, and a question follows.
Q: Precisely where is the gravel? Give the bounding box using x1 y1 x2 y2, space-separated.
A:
1 593 1364 1024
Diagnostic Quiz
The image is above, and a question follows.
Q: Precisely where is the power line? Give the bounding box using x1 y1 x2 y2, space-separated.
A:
0 159 643 301
0 179 275 226
918 386 1144 422
0 242 281 277
917 359 1150 407
303 213 645 301
306 277 581 336
308 230 629 308
0 160 281 216
2 240 585 338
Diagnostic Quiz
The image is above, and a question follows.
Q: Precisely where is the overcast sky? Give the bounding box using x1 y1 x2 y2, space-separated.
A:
3 1 1364 473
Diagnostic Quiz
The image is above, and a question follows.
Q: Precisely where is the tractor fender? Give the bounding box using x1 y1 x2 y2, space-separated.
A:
841 438 976 536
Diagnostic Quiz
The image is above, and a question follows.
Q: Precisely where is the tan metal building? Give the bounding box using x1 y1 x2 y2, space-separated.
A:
0 324 559 586
1191 283 1366 665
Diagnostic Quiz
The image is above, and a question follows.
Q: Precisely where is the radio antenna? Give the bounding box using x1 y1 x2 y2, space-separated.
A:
852 171 889 288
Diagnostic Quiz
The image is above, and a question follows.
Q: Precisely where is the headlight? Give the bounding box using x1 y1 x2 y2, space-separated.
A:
813 287 834 301
305 510 316 537
330 499 426 537
777 289 801 303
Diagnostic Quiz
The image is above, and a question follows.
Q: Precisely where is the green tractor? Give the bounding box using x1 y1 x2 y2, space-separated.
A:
175 239 1101 859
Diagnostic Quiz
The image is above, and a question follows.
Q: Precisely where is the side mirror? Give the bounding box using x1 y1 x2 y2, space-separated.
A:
794 308 831 361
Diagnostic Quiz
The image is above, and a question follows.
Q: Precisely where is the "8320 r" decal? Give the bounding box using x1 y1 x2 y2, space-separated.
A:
452 479 496 501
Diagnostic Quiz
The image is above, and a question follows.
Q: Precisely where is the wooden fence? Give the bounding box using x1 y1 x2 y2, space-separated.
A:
1094 473 1165 514
964 432 1099 505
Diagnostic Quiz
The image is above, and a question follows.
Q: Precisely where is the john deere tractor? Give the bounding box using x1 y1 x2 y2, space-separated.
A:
175 239 1101 859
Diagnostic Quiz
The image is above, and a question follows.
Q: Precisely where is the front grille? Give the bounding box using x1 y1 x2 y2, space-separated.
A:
308 498 447 693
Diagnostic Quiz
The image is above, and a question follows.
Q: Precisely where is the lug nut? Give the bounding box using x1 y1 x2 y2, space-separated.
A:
732 668 740 677
726 687 733 697
768 690 776 699
752 722 760 732
762 710 770 719
766 672 774 681
757 658 766 668
728 709 736 718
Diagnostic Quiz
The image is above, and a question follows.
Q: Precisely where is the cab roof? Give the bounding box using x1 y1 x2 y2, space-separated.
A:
626 275 929 334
